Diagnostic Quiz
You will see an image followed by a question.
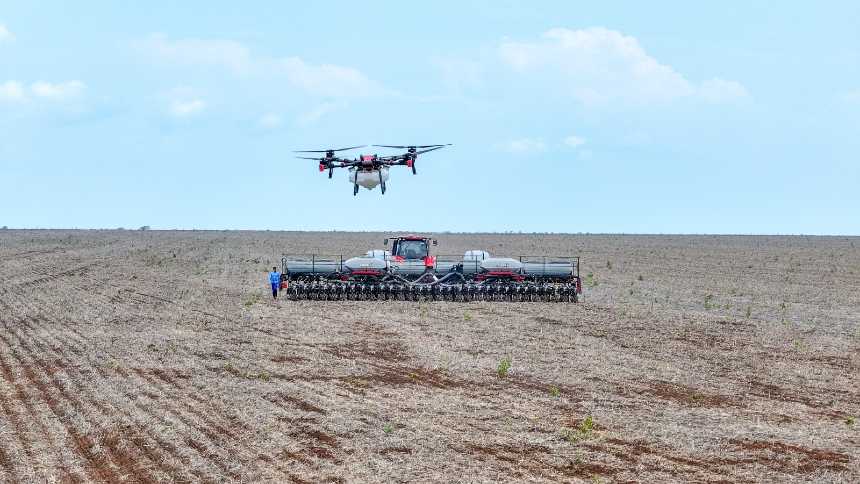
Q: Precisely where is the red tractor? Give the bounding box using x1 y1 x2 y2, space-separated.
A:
281 235 581 302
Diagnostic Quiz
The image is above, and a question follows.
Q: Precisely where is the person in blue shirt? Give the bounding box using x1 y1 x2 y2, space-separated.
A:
269 266 281 299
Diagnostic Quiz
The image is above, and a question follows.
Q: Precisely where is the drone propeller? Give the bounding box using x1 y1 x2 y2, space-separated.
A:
295 144 449 185
372 144 450 150
377 145 448 174
294 145 366 153
413 146 446 155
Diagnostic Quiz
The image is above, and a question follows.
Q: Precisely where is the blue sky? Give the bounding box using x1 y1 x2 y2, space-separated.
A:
1 2 859 234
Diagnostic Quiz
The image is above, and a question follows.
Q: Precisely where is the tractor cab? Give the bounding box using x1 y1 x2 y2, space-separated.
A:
384 235 437 261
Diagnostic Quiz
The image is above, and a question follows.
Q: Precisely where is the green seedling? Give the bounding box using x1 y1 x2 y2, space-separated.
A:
561 415 596 443
243 292 261 308
497 357 512 378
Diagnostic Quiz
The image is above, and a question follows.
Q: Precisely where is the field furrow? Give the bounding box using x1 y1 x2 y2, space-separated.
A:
0 230 856 482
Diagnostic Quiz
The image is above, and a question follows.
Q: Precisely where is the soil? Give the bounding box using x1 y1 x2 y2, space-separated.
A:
0 230 857 482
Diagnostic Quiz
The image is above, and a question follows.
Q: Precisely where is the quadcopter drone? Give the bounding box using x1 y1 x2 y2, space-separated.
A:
295 144 451 196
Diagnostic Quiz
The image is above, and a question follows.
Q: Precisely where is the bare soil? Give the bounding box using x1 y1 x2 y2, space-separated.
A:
0 230 857 482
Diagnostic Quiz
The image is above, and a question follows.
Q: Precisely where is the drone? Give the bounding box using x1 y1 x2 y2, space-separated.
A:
295 144 451 196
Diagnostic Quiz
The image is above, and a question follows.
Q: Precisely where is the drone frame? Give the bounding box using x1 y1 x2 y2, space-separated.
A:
293 144 451 195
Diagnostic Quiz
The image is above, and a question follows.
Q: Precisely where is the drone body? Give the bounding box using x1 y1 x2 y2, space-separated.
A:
295 144 450 196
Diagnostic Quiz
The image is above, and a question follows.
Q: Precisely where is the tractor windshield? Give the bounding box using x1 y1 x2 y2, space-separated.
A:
395 240 428 259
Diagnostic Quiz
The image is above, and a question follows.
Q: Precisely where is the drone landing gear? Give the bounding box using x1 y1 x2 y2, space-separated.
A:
379 170 386 195
353 182 359 196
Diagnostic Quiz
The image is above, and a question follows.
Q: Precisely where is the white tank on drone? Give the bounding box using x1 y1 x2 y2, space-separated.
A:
349 167 389 190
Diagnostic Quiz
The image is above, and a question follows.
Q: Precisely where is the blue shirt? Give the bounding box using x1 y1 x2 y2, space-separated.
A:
269 271 281 284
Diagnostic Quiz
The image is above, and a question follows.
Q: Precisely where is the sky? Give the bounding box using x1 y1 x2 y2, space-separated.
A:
1 2 859 234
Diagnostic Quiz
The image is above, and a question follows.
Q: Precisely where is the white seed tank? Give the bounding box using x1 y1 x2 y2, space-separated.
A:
366 250 390 260
463 250 490 261
480 258 524 272
344 256 388 272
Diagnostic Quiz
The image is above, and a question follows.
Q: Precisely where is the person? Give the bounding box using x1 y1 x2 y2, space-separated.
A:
269 266 281 299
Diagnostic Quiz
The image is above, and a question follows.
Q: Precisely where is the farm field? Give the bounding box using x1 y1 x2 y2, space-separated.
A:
0 229 858 482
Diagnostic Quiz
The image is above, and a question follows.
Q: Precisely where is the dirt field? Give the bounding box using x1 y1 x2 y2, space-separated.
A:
0 230 857 483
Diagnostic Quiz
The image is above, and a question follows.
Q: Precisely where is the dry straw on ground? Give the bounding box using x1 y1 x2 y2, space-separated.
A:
0 230 857 482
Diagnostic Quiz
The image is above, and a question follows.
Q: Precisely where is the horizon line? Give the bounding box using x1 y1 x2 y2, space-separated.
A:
1 227 858 237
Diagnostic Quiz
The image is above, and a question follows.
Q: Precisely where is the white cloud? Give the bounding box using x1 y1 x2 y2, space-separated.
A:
0 81 25 102
503 135 585 153
139 34 251 73
503 138 547 153
622 131 652 146
31 80 85 99
169 99 206 117
434 57 483 90
138 34 382 97
564 135 586 148
0 26 87 106
279 57 380 97
499 27 748 106
297 101 347 125
0 80 86 102
258 113 283 129
0 24 13 42
699 78 749 103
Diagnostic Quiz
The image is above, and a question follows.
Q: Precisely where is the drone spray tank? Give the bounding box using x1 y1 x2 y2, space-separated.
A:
348 164 389 191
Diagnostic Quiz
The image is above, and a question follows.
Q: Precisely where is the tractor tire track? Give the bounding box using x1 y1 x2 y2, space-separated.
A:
13 262 102 289
4 317 162 482
0 379 36 481
128 369 246 480
0 303 61 480
0 328 122 482
57 316 252 458
16 316 192 483
1 282 217 484
22 299 246 482
0 290 177 483
0 435 15 480
40 277 265 457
